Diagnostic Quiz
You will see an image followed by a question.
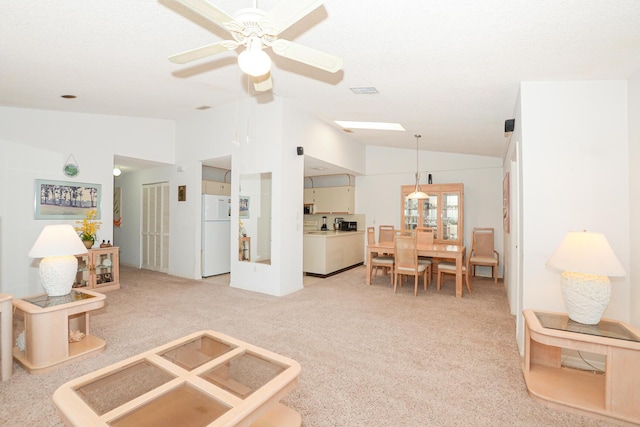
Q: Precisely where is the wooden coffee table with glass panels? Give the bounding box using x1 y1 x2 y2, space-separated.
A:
53 330 302 427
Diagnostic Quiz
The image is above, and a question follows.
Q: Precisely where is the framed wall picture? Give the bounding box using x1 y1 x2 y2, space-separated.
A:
239 196 250 219
34 179 101 220
113 186 122 227
178 185 186 202
503 172 510 233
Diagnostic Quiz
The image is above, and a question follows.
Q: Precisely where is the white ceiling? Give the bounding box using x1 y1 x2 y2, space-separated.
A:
2 0 640 171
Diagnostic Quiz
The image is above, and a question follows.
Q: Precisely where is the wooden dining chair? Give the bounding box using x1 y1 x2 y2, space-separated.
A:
367 227 394 285
378 225 395 243
393 234 428 296
437 260 471 295
467 227 500 284
378 225 396 256
415 227 434 285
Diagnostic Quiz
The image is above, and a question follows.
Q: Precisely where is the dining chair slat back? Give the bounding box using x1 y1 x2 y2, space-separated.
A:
416 227 434 246
467 227 499 284
367 227 394 285
415 227 434 285
393 234 428 296
378 225 395 243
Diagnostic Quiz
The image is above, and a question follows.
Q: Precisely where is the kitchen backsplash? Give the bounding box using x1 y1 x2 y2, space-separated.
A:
303 214 365 231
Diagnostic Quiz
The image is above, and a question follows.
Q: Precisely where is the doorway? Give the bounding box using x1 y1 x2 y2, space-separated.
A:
141 182 169 272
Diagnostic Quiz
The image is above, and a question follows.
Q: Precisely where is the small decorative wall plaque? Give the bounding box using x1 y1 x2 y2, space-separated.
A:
63 153 80 177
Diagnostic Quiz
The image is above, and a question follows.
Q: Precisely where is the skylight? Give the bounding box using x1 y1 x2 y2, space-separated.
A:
334 121 405 131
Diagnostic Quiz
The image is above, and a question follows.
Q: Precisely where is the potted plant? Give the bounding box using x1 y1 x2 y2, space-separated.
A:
75 209 101 249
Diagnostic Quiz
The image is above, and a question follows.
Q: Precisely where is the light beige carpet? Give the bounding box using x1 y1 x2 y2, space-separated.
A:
0 266 616 426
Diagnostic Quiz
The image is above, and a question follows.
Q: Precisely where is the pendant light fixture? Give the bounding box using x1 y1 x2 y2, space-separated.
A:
407 134 429 199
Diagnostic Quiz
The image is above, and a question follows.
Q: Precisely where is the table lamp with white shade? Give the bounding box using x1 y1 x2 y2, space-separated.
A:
546 231 625 325
28 224 88 296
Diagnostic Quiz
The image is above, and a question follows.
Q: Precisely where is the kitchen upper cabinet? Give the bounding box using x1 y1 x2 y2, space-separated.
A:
400 183 464 245
303 188 315 204
202 180 231 196
306 186 355 214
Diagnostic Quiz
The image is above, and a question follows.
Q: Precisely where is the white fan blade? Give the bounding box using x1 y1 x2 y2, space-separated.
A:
169 40 238 64
253 73 273 92
262 0 323 34
174 0 236 28
272 39 342 73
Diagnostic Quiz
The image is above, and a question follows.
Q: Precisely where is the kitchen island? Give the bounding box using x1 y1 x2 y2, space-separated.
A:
303 230 364 276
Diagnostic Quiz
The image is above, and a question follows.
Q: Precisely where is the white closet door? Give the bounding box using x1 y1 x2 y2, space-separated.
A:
142 182 169 272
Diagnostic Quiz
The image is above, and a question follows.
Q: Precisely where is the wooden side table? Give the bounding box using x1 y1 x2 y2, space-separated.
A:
0 293 13 381
12 289 106 374
522 309 640 424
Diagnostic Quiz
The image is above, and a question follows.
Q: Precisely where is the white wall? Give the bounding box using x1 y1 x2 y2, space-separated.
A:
358 145 504 276
629 70 640 327
0 106 175 297
519 81 631 329
165 97 366 296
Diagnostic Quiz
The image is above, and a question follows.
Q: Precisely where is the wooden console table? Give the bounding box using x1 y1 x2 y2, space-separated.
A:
54 330 301 427
522 309 640 424
239 236 251 261
13 289 106 374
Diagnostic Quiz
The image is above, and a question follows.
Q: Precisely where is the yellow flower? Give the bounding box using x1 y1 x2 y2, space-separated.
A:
75 209 102 241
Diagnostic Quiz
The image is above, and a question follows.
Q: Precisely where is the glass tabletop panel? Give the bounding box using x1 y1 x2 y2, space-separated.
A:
536 312 640 342
159 335 235 371
75 360 175 415
24 290 95 308
108 383 230 427
200 352 285 399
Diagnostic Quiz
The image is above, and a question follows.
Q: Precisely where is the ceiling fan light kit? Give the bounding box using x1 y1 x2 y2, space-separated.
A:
238 38 272 77
169 0 342 91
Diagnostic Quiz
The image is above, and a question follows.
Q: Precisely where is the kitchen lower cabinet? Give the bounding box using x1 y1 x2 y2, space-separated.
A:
74 247 120 292
303 231 364 275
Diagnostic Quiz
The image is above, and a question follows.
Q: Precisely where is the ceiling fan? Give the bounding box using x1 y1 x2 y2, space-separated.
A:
169 0 343 92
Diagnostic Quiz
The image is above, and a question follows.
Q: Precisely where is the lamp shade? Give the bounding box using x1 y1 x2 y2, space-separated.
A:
29 224 88 258
546 231 624 277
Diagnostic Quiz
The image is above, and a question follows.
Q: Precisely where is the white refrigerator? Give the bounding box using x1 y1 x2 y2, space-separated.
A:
202 194 231 277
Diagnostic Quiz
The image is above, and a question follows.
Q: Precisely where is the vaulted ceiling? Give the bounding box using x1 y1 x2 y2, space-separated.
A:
2 0 640 164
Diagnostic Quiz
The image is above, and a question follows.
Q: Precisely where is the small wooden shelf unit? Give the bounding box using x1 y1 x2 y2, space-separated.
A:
74 246 120 292
522 309 640 424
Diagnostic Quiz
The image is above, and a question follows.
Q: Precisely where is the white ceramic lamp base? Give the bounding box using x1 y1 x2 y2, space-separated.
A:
39 255 78 296
560 271 610 325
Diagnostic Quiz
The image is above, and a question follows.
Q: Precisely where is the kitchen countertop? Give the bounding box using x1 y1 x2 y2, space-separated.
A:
304 230 364 237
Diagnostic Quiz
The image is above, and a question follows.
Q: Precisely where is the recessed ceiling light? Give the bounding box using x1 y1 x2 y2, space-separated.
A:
61 95 76 99
349 87 378 94
334 121 405 131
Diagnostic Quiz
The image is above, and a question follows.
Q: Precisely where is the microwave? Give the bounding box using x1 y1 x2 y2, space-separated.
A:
340 221 357 231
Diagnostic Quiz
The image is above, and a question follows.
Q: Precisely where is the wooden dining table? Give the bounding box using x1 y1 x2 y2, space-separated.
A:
367 241 467 297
